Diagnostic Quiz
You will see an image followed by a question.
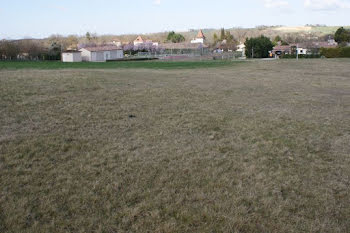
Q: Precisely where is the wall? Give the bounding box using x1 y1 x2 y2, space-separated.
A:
62 53 82 62
110 50 124 60
191 38 204 44
80 49 91 61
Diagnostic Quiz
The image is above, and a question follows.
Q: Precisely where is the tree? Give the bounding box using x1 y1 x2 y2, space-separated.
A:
273 35 288 46
220 28 225 41
47 42 62 60
274 35 282 43
213 33 219 43
166 31 185 43
86 32 92 41
334 27 350 45
1 41 20 60
225 31 234 43
64 35 79 50
245 35 273 58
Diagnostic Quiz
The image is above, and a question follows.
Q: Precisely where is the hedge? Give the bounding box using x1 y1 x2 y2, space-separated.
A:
281 54 321 59
320 47 350 58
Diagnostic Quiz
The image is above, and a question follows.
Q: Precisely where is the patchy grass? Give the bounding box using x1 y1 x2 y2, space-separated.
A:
1 59 350 232
0 60 242 70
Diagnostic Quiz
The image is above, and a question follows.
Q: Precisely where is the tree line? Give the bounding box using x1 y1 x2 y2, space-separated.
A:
0 35 80 61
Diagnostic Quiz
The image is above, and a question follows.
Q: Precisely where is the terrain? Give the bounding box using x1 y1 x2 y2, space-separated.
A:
1 59 350 232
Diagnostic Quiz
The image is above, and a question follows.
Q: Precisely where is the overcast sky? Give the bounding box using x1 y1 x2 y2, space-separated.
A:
1 0 350 39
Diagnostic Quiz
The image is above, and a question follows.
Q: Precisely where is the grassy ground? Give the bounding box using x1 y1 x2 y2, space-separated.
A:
1 59 350 232
0 60 240 70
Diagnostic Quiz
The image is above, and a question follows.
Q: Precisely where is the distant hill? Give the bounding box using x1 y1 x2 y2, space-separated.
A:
103 26 350 45
6 26 349 48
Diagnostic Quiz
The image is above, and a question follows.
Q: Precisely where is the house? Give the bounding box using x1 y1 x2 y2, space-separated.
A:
79 46 123 62
272 41 338 58
112 39 122 47
272 45 292 57
134 36 144 46
146 40 159 47
62 50 82 62
236 43 246 57
133 36 158 47
191 30 206 44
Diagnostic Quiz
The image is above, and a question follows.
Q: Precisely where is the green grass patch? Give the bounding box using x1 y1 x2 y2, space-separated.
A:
0 60 242 70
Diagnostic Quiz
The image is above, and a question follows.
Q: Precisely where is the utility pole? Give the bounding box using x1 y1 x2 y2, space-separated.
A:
252 47 254 59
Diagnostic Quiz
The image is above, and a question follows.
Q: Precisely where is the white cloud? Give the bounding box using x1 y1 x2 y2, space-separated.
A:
264 0 289 8
153 0 161 5
304 0 350 10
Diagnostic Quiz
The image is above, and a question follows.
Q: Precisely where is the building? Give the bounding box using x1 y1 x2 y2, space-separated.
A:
112 39 122 47
62 50 82 62
272 45 292 57
133 36 158 47
79 46 124 62
272 41 338 58
146 40 159 47
191 30 206 44
134 36 144 46
236 43 246 57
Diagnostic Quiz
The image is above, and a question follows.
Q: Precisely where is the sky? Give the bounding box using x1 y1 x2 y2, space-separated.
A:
0 0 350 39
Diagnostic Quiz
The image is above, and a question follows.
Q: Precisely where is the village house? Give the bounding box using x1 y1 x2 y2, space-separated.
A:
133 36 144 46
133 36 159 47
112 39 122 47
272 40 338 58
191 30 206 44
79 45 124 62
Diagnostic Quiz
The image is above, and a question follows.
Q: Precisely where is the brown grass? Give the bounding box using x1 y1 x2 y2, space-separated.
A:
1 59 350 232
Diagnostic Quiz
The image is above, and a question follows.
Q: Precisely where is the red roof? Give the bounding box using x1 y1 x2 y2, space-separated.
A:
81 45 121 52
134 36 144 43
273 45 291 52
196 30 205 39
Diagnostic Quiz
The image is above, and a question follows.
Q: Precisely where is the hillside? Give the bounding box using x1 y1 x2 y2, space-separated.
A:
103 25 350 44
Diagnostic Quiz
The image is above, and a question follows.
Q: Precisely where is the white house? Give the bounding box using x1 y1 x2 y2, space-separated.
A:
134 36 159 47
79 46 124 62
112 39 122 47
191 30 206 44
236 43 246 57
62 50 82 62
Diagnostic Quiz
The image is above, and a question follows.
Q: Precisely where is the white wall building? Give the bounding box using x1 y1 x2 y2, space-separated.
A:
191 30 206 44
62 51 82 62
296 47 307 55
79 46 124 62
237 43 246 57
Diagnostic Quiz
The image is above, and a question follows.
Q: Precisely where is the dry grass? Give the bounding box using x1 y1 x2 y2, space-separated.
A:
1 59 350 232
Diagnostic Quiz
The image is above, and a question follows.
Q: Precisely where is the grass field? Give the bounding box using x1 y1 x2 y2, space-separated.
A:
0 60 239 70
1 59 350 232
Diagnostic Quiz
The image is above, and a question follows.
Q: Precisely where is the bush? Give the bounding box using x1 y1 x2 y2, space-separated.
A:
281 54 321 59
340 47 350 57
320 47 350 58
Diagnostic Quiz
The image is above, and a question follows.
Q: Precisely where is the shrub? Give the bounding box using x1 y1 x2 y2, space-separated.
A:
281 54 321 59
320 47 350 58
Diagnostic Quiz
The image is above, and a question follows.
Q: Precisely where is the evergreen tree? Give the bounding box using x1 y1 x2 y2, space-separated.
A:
245 36 273 58
220 28 225 41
